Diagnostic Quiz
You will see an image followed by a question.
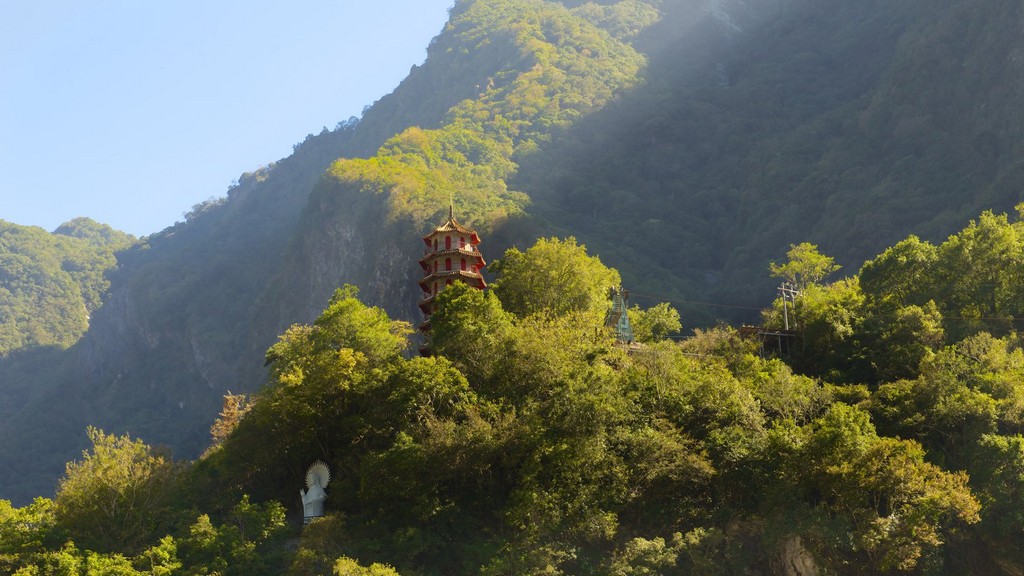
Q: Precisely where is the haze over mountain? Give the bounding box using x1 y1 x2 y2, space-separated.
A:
4 0 1024 508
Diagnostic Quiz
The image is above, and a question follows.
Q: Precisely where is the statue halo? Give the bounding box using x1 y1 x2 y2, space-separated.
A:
305 460 331 490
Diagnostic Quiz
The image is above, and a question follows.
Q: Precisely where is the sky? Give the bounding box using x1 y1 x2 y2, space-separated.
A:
0 1 455 237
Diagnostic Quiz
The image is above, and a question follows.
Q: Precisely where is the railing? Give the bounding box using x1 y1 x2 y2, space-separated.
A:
423 245 477 256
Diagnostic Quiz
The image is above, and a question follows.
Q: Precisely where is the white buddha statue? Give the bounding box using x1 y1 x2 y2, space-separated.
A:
301 461 330 524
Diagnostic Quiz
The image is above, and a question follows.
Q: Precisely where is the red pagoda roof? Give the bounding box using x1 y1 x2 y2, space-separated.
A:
418 247 486 270
418 270 487 291
421 205 481 245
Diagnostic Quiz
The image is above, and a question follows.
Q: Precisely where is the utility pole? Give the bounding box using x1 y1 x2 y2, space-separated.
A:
780 283 789 330
778 282 801 330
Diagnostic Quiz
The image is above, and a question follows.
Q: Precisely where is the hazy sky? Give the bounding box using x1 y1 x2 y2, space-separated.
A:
0 1 455 237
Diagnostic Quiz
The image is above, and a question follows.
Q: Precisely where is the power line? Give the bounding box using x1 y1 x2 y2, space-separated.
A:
626 290 763 311
627 289 1024 324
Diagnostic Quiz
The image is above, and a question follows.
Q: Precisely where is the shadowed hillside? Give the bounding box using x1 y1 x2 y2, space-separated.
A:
519 0 1024 323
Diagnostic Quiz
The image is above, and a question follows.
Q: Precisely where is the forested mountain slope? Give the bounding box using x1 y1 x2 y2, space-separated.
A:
4 0 1024 505
0 218 133 441
0 218 133 355
520 0 1024 322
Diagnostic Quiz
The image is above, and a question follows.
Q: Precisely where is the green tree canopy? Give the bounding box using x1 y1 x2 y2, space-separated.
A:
491 236 621 319
308 285 412 365
53 427 182 554
628 301 682 343
770 242 841 290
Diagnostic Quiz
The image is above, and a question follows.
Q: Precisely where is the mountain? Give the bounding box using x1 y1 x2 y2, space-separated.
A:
520 0 1024 322
0 218 133 418
0 218 133 356
4 0 1024 504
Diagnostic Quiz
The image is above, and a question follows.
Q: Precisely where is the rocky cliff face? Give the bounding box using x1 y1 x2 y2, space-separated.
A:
257 184 425 343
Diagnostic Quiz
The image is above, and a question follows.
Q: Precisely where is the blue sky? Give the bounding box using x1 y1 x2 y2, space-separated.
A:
0 1 455 237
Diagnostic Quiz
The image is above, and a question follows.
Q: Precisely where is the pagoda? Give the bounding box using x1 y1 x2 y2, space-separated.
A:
417 205 487 332
605 286 635 344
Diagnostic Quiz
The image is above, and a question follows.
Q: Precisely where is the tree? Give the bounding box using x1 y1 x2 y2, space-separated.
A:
629 302 682 343
53 427 182 554
0 497 55 572
135 535 181 576
221 336 364 503
334 556 402 576
969 434 1024 567
931 211 1024 340
747 357 830 424
176 497 287 576
607 529 727 576
428 282 514 385
793 404 980 572
870 342 1000 469
208 392 250 450
859 235 938 305
859 300 944 383
309 285 412 365
205 286 418 508
491 237 621 319
770 242 840 290
761 278 867 381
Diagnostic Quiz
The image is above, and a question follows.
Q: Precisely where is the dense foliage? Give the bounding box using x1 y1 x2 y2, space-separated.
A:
0 218 133 355
5 223 1024 573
